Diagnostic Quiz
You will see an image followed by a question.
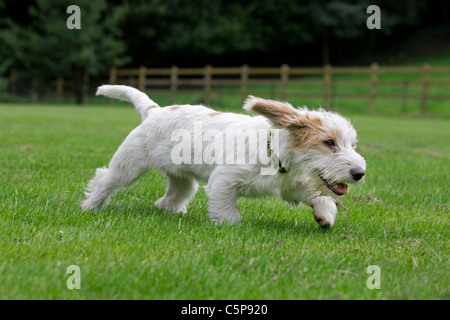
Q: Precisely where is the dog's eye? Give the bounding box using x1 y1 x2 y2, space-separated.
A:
324 140 335 147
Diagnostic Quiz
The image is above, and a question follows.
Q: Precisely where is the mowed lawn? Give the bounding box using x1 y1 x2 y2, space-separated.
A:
0 103 448 299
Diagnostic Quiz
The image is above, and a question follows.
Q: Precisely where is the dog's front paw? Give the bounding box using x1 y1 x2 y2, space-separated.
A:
310 196 337 228
313 211 335 228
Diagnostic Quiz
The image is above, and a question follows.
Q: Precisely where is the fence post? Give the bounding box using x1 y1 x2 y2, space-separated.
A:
204 65 212 105
109 67 117 84
369 63 378 113
421 63 430 115
323 64 331 109
170 65 178 105
56 77 64 103
402 80 409 113
138 66 146 92
240 65 249 103
281 64 289 100
109 67 117 105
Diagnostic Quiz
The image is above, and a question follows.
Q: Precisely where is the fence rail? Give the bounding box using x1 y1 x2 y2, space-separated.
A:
11 64 450 114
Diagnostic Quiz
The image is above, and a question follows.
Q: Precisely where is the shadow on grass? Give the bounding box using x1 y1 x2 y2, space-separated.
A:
96 196 332 240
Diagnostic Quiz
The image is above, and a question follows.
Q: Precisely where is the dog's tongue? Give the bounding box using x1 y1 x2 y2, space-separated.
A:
331 183 348 195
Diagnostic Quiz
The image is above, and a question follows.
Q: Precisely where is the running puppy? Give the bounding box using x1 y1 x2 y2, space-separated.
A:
82 85 366 228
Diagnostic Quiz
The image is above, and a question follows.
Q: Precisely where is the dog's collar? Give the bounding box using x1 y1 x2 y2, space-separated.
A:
267 130 287 174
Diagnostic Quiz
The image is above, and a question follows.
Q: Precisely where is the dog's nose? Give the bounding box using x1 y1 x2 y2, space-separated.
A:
350 167 365 181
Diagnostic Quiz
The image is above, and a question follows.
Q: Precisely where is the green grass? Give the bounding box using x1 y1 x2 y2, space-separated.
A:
0 103 448 299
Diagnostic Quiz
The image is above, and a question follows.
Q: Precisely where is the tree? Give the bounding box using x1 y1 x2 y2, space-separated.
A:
305 0 428 64
120 0 311 66
0 0 127 104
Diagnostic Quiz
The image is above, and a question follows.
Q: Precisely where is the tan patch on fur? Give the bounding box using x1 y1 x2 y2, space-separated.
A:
170 105 181 111
248 98 299 128
290 115 337 151
246 97 338 152
208 111 222 117
144 105 158 118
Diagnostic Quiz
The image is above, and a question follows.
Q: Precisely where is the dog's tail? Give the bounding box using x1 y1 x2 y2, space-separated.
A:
96 85 160 121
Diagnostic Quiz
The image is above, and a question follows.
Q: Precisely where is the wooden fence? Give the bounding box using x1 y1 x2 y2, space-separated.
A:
106 64 450 114
13 64 450 114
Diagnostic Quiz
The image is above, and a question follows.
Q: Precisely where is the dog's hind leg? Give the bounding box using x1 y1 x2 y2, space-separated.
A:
155 174 199 213
81 131 149 211
81 164 148 211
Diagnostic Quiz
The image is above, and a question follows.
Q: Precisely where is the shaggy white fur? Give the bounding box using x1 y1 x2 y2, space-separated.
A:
82 85 366 228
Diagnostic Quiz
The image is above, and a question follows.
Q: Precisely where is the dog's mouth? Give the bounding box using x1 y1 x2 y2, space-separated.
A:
319 176 348 196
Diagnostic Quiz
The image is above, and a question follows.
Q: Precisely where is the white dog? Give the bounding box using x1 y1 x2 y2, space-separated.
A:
82 85 366 228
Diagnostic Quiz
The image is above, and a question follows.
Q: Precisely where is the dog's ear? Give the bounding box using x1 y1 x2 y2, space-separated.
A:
243 96 309 129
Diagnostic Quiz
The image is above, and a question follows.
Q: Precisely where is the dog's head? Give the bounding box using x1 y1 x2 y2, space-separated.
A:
244 96 366 197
